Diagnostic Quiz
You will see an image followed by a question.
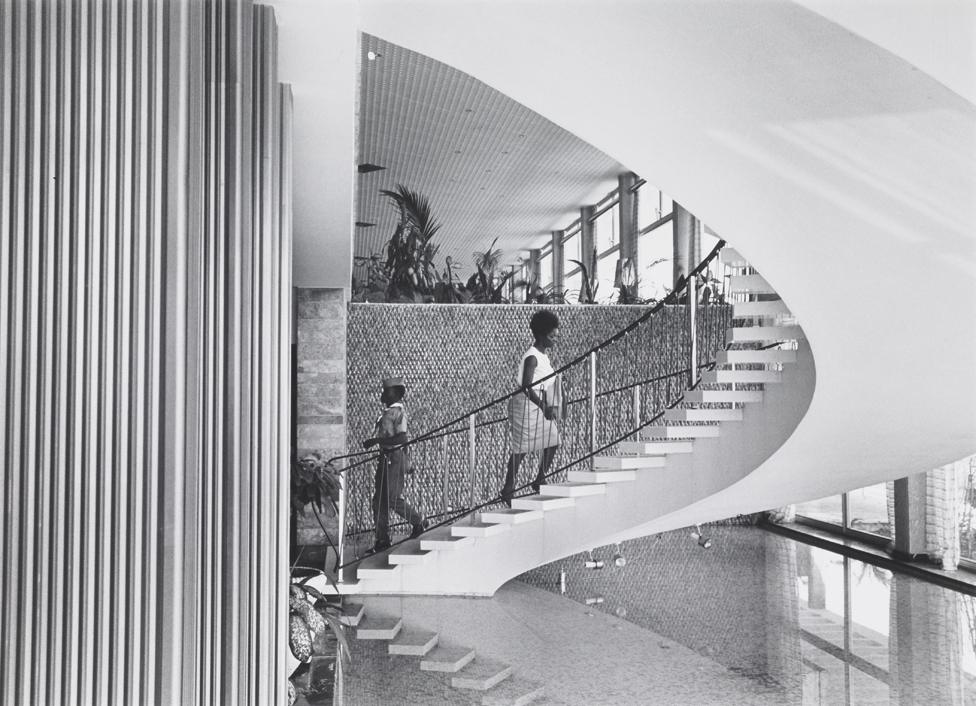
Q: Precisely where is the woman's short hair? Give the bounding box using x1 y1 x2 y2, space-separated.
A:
529 310 560 338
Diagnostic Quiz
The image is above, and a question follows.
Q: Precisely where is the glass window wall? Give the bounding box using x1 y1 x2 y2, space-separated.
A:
638 221 671 301
538 251 552 289
847 482 892 538
795 494 844 526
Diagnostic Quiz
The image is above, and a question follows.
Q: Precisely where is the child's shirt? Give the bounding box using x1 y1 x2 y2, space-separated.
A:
373 402 407 440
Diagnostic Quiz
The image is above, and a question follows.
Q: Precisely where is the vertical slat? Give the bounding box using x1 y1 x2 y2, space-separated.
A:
276 80 293 706
1 1 293 702
0 0 11 684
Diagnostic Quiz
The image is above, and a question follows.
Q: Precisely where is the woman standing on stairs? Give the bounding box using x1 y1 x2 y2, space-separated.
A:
501 310 562 506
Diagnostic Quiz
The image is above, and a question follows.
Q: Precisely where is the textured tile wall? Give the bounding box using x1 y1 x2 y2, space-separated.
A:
342 303 732 536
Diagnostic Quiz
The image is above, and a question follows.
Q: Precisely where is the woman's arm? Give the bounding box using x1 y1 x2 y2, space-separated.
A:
520 356 548 411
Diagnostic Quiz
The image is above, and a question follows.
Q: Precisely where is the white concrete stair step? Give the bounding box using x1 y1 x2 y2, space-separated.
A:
593 454 666 470
702 369 782 384
642 424 721 440
452 659 514 691
479 508 544 525
387 539 434 566
726 325 804 343
338 602 364 627
716 348 796 364
482 677 546 706
452 520 512 538
538 481 606 497
665 407 743 422
420 527 475 551
732 300 789 318
567 469 636 484
511 495 576 511
355 555 402 581
356 616 403 640
683 389 763 404
618 440 695 455
419 645 477 672
728 273 775 293
388 628 439 656
718 246 748 267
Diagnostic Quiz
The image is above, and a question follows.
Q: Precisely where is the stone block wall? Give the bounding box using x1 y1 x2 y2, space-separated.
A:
296 288 347 545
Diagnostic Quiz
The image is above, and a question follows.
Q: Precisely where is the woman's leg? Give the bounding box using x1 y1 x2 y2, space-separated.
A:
502 453 525 502
533 445 558 490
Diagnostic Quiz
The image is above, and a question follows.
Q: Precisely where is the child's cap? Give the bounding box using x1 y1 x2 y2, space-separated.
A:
382 376 405 391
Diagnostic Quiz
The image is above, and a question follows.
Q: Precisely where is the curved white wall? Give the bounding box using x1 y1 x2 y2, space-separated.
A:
359 0 976 516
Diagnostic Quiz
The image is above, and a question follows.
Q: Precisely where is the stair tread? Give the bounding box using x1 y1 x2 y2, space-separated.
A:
480 508 544 524
338 602 365 626
388 628 439 655
482 677 546 706
453 659 514 690
357 616 403 640
567 469 636 483
420 644 477 672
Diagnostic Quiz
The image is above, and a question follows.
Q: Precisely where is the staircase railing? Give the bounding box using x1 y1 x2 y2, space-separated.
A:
332 240 730 569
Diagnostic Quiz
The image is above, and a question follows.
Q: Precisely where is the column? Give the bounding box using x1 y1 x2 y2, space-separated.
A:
551 230 565 289
672 202 701 287
893 473 928 559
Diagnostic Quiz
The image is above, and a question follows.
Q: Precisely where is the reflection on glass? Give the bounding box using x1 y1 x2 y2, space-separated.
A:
957 456 976 563
595 253 616 304
638 222 671 301
795 494 844 525
520 527 974 705
847 482 892 537
564 271 581 301
594 205 619 255
563 231 581 264
538 252 552 289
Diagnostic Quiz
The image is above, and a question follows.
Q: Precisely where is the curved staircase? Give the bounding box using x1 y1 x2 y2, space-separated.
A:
324 245 816 598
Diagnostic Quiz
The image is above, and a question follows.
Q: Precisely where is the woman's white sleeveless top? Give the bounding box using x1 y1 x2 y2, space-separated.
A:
518 346 555 392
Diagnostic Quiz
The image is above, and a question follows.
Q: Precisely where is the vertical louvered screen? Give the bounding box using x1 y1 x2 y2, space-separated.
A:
0 1 292 704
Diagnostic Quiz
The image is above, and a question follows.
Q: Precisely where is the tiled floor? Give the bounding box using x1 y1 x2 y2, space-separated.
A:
344 582 785 705
342 526 976 705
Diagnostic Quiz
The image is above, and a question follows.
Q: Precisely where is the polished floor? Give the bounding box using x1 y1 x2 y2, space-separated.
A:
342 526 976 705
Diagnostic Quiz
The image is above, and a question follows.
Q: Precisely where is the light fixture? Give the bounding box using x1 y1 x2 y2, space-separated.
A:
584 596 604 606
583 550 604 569
366 50 381 61
691 524 712 549
612 543 626 567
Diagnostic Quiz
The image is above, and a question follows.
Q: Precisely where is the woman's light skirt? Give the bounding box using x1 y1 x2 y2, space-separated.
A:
507 394 560 454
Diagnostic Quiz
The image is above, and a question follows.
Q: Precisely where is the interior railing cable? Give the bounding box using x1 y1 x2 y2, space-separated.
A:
333 239 731 569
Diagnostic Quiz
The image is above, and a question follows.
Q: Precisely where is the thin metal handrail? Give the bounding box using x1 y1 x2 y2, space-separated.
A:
336 362 717 569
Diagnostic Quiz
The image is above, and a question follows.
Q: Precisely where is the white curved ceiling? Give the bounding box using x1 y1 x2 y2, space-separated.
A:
358 0 976 511
357 34 625 274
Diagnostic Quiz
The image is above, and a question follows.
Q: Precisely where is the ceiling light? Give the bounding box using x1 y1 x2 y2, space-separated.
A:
366 50 381 61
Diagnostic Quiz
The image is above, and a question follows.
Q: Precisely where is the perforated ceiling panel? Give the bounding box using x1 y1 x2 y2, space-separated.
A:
357 34 627 276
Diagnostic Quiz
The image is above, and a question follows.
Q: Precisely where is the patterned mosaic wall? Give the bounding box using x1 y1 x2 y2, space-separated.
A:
343 303 731 538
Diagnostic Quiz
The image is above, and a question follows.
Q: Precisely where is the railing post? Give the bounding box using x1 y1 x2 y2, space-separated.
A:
589 351 598 453
468 415 477 509
688 237 698 388
441 435 450 513
336 460 345 585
